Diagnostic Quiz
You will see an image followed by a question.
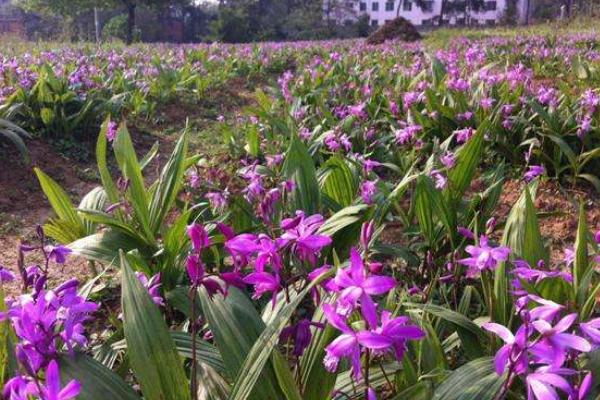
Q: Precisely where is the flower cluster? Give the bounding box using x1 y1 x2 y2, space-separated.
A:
1 230 96 400
225 211 332 306
320 247 424 396
484 295 594 400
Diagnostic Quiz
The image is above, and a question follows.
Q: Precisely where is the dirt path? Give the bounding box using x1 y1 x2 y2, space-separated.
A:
0 78 264 297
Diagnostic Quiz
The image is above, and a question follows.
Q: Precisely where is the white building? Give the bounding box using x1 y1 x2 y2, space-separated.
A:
327 0 528 28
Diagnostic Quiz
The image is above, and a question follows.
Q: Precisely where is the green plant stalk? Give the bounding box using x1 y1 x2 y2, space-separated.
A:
190 286 198 400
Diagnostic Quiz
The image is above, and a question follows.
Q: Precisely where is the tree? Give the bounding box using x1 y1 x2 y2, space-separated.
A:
107 0 190 44
15 0 190 44
14 0 98 39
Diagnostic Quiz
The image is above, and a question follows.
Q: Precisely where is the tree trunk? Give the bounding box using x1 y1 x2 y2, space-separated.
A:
439 0 448 25
396 0 404 17
126 2 136 45
525 0 531 24
94 7 101 43
566 0 574 17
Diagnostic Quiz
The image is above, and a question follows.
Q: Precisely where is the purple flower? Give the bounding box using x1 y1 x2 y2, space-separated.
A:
577 372 593 400
244 272 281 306
225 233 260 268
333 248 396 326
375 311 425 360
440 152 456 169
531 314 591 366
483 322 530 375
0 266 15 283
526 367 575 400
395 124 422 145
360 180 378 204
136 272 164 307
368 387 377 400
206 191 228 210
3 375 37 400
457 226 475 240
253 234 285 272
322 304 392 379
360 221 375 250
524 165 545 182
45 245 72 265
39 360 81 400
455 127 475 143
363 159 382 174
430 170 447 189
187 224 211 253
580 318 600 345
281 212 332 265
186 255 223 296
106 120 118 142
513 260 572 284
458 236 510 278
480 97 495 110
280 319 324 357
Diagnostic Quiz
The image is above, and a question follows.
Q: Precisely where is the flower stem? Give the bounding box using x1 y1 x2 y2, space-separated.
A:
190 286 198 400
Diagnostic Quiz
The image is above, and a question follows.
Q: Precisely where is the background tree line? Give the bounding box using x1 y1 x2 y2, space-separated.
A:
10 0 600 43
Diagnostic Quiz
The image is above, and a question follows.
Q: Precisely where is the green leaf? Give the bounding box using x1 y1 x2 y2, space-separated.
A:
78 187 108 235
283 135 321 214
299 304 338 400
199 288 282 400
446 127 485 202
245 125 260 157
0 289 17 385
414 176 435 245
574 202 590 307
149 129 188 233
495 183 547 324
433 357 504 400
121 252 191 400
170 331 229 377
272 351 303 400
113 123 153 242
96 118 119 205
58 353 140 400
68 231 145 267
318 205 369 237
391 382 434 400
405 303 486 340
227 274 328 400
318 156 357 208
34 167 85 242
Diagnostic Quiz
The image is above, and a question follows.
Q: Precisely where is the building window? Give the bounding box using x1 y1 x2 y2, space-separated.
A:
385 1 394 11
403 1 412 11
422 1 434 12
371 19 379 26
485 1 497 11
421 18 432 26
372 2 379 11
486 19 496 26
359 2 367 11
456 18 465 25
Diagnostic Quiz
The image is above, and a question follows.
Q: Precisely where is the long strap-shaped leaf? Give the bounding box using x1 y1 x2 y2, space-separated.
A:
433 357 505 400
121 251 191 400
227 274 328 400
58 353 140 400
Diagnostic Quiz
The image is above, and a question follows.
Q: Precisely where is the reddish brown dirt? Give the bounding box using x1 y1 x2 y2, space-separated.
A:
380 178 600 269
496 179 600 264
0 140 96 296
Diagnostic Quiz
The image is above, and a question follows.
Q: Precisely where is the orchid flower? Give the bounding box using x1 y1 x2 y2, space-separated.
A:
333 248 396 327
322 304 392 379
458 236 510 277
